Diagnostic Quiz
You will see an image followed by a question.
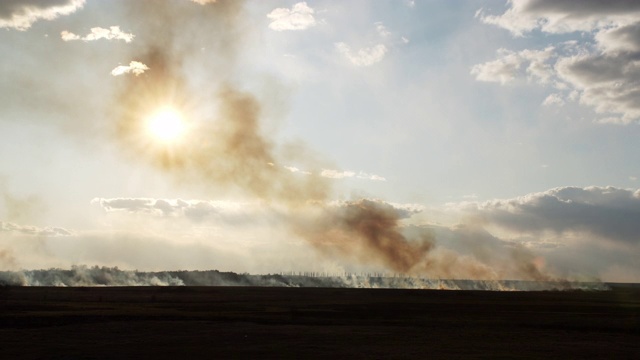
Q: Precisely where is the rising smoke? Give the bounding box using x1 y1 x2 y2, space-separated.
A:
0 266 606 290
104 0 555 281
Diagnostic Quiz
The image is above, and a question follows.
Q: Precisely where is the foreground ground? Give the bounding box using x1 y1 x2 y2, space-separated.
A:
0 285 638 359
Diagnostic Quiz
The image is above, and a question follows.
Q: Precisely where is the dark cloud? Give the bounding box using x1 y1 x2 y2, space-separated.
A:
522 0 640 17
463 186 640 245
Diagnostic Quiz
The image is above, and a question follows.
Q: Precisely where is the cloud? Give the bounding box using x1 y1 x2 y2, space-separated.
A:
0 0 85 31
356 172 387 181
281 166 386 181
375 22 391 38
476 0 640 36
320 169 355 179
60 30 79 41
474 1 640 124
457 186 640 245
470 47 555 84
335 21 406 68
335 42 388 67
267 2 316 31
0 221 71 237
61 26 134 42
320 169 386 181
542 93 565 106
555 51 640 124
284 166 311 175
92 197 262 225
191 0 217 4
110 61 149 76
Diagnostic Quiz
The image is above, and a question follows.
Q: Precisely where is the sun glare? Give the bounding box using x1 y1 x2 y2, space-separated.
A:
146 107 186 143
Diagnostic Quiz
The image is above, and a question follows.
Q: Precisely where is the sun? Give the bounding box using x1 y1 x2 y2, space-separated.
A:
146 107 186 143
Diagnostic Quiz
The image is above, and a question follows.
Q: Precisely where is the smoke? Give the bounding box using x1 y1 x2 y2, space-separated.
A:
0 248 18 270
0 266 607 291
103 1 560 281
293 200 433 274
0 179 45 224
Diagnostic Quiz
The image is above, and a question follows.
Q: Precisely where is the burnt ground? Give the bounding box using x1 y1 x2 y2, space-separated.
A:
0 285 638 359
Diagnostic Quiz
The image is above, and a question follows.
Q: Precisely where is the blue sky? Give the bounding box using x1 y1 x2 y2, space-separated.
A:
1 0 639 282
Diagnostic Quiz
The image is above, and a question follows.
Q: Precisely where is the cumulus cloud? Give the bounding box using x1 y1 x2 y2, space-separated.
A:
335 42 388 67
456 186 640 245
555 52 640 123
476 0 640 36
0 0 85 30
61 26 134 42
110 61 149 76
474 0 640 124
542 93 565 106
267 2 316 31
470 47 555 84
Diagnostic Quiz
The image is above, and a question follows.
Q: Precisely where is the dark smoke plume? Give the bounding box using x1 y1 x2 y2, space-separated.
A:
295 200 434 274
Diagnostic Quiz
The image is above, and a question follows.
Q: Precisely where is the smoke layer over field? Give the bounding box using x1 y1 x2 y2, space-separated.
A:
0 266 606 291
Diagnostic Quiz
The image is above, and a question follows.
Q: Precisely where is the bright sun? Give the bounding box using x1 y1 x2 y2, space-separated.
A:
146 107 186 143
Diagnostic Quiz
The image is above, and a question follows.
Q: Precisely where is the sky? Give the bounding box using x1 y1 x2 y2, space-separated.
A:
1 0 640 282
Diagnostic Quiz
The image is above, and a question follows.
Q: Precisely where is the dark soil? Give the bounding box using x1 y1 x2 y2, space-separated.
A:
1 285 638 359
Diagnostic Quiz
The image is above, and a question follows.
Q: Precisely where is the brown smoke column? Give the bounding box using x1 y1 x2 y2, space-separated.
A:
110 0 551 280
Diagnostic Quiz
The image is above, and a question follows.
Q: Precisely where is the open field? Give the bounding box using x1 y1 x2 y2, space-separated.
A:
1 285 639 359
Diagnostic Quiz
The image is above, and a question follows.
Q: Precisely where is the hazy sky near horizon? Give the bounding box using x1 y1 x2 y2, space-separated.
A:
1 0 640 282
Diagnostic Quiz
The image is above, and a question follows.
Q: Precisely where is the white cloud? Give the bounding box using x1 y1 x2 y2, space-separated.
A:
267 2 316 31
284 166 311 175
375 22 391 38
474 1 640 124
320 169 386 181
542 93 565 106
320 169 355 179
356 171 387 181
111 61 149 76
191 0 217 4
0 221 71 237
60 30 79 41
0 0 85 31
335 42 388 67
471 47 555 84
61 26 134 43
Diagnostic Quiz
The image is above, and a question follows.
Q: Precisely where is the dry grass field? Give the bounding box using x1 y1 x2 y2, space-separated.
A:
1 285 639 359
